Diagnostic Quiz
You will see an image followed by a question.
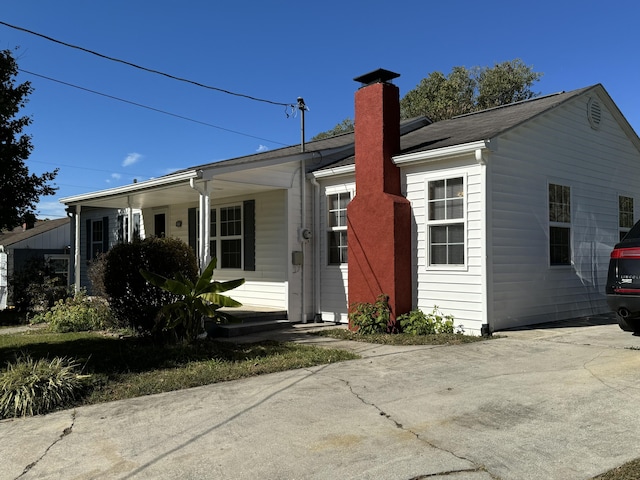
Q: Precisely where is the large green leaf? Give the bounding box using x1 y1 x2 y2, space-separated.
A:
194 258 218 293
140 269 191 296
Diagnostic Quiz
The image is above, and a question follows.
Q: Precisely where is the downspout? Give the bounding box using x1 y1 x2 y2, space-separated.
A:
309 175 322 321
476 147 492 337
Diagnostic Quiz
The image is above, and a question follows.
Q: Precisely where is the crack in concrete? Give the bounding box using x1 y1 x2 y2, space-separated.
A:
582 350 639 398
14 410 76 480
337 377 501 480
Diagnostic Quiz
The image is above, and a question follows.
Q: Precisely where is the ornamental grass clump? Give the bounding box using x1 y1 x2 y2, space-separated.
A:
0 355 86 418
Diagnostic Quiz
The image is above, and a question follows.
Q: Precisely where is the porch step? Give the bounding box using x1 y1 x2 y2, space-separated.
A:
206 310 290 338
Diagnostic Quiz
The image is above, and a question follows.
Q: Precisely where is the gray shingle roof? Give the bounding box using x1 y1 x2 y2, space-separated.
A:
314 85 596 171
0 218 69 247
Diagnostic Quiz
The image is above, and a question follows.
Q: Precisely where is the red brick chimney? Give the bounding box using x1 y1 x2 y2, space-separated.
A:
347 69 412 329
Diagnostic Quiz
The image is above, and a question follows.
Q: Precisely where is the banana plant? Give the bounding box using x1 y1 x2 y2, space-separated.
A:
140 258 244 342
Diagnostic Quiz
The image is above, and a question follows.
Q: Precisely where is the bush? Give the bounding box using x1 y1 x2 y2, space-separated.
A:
0 355 86 418
100 237 199 335
398 306 455 335
349 294 396 334
9 257 70 316
31 291 118 333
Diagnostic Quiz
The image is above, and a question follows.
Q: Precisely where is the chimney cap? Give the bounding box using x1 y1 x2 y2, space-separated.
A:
354 68 400 87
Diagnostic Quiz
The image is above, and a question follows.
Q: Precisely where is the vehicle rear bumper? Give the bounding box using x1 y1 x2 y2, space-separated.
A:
607 294 640 317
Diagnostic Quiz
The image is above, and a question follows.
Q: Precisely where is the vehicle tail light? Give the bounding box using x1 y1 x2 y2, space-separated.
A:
611 247 640 259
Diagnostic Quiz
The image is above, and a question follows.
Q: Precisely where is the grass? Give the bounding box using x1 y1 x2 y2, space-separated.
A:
593 459 640 480
0 330 359 411
311 328 489 345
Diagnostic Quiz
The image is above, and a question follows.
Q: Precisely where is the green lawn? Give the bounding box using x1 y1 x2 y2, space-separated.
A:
0 330 359 407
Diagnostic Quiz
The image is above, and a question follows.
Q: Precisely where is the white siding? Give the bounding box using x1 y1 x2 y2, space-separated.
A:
489 92 640 330
404 159 486 334
318 178 354 323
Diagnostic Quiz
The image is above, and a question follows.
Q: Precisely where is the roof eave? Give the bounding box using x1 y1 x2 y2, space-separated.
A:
59 169 201 205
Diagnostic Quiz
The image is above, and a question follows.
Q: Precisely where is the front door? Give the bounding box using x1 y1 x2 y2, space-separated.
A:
154 213 166 238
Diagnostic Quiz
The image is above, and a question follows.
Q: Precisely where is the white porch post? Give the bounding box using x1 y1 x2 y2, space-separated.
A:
74 204 82 293
191 178 211 271
127 197 133 242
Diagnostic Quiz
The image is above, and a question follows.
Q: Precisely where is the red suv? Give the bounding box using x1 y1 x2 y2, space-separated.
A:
606 221 640 333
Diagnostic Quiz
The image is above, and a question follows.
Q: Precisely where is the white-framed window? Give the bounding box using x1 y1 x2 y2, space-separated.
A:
549 183 571 266
117 213 141 243
198 204 243 269
91 220 104 258
45 254 69 285
327 190 352 265
427 176 465 266
619 195 634 241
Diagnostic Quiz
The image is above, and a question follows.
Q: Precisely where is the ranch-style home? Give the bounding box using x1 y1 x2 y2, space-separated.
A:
60 69 640 334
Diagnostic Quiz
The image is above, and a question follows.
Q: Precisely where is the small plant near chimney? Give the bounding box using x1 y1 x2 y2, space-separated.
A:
349 294 394 334
397 306 455 335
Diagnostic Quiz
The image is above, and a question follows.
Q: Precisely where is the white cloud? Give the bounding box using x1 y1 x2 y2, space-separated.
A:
256 145 268 153
122 152 142 167
36 201 67 220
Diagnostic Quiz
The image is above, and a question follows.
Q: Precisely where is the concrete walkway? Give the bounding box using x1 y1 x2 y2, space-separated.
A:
1 316 640 479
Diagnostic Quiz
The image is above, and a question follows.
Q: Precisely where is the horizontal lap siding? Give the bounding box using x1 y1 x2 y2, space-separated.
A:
405 160 486 334
490 94 640 330
217 190 288 308
168 191 288 309
319 178 353 323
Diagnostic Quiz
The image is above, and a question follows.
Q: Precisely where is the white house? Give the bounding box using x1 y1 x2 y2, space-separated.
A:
60 70 640 334
0 218 70 309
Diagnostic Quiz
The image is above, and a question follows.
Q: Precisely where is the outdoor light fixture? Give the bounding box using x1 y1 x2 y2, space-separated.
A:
175 220 182 227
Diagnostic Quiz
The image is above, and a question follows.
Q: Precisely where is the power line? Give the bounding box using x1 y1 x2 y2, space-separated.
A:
1 20 295 109
20 68 290 146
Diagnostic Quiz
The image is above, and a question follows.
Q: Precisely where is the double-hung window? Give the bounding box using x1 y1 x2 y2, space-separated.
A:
206 205 242 269
427 177 465 266
619 195 634 241
327 191 351 265
549 183 571 265
91 220 104 258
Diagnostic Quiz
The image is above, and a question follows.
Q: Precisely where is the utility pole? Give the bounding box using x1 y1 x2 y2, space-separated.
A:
297 97 307 152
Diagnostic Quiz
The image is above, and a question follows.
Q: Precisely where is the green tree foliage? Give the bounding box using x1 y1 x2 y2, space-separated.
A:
400 59 542 121
313 59 543 138
311 118 354 141
0 49 58 231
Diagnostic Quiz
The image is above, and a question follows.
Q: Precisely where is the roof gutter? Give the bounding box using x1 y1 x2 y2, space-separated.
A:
59 169 202 205
393 140 492 165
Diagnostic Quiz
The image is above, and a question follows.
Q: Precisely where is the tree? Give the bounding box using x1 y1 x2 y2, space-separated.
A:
400 59 542 121
0 49 57 231
312 59 543 138
311 117 354 141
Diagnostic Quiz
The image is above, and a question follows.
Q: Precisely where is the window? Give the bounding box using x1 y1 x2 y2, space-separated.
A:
45 254 69 285
201 205 242 269
91 220 104 258
327 192 351 264
549 183 571 265
619 195 634 241
427 177 465 265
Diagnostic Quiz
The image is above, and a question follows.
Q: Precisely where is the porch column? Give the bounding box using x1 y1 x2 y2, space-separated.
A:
74 204 82 292
192 179 211 271
127 197 133 242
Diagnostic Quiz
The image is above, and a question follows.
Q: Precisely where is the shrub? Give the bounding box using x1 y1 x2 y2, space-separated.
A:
101 237 199 335
349 294 396 334
398 306 455 335
141 257 244 342
0 355 86 418
9 257 69 316
31 291 118 333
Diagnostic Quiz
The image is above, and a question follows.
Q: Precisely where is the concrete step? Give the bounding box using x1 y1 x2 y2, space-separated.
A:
205 310 290 338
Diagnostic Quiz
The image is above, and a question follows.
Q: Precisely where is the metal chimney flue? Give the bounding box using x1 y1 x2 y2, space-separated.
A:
353 68 400 87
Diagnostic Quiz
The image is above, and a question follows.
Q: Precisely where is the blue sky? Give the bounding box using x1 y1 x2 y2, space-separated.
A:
2 1 639 219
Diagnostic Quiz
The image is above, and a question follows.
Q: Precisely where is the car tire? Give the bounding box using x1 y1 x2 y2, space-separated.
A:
617 313 640 333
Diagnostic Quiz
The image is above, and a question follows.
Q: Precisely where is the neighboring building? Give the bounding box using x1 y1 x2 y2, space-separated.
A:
0 218 70 309
60 71 640 334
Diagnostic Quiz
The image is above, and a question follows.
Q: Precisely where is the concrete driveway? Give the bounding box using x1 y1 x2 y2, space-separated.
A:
1 315 640 480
